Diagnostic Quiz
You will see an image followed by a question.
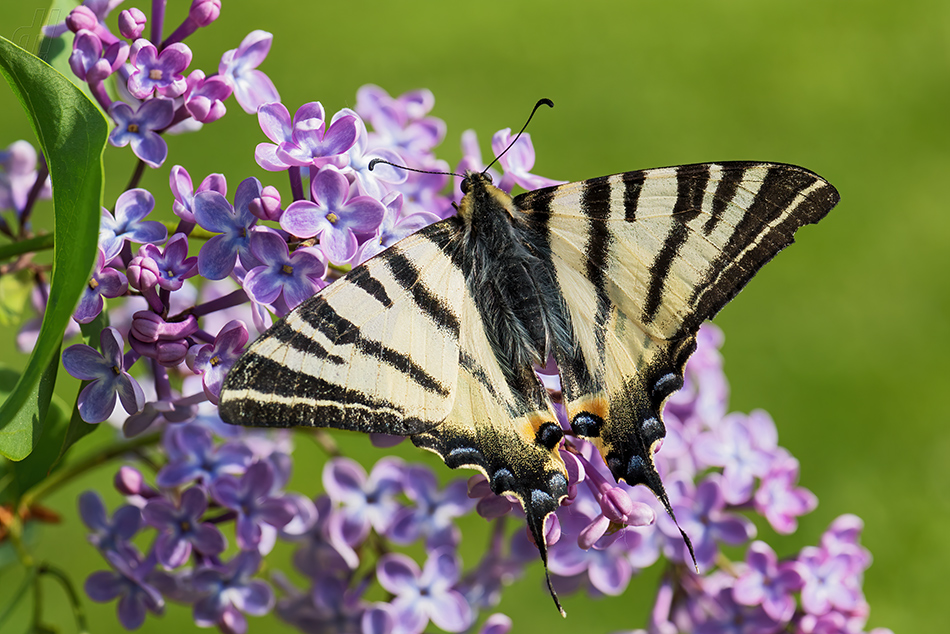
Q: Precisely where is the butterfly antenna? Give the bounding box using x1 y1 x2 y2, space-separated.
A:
368 158 463 179
657 491 698 572
483 98 554 174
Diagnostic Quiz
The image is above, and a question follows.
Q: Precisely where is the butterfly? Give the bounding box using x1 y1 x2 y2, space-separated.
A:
219 127 839 612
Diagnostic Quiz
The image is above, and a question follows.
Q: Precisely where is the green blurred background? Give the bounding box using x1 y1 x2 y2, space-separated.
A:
2 0 948 632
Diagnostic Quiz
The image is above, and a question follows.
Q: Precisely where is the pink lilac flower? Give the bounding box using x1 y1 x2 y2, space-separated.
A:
192 552 274 633
342 111 407 199
218 30 280 114
693 410 778 504
242 230 327 310
85 549 165 630
99 188 167 261
281 166 386 264
117 7 146 39
753 452 817 534
169 165 227 224
388 465 475 549
798 546 863 616
194 177 262 279
184 69 232 124
377 547 473 634
65 5 119 43
356 85 445 161
322 457 405 548
142 486 227 568
163 0 222 46
108 99 175 167
821 514 872 569
0 140 51 213
273 103 359 170
156 423 253 488
78 491 142 556
61 327 145 423
44 0 124 38
732 540 804 622
186 319 249 403
74 247 128 323
127 39 192 99
211 461 295 552
354 192 440 263
491 128 565 192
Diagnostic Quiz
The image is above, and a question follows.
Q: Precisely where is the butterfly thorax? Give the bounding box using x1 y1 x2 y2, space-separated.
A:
455 171 566 378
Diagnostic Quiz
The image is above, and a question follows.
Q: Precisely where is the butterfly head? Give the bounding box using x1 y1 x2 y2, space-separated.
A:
457 170 519 224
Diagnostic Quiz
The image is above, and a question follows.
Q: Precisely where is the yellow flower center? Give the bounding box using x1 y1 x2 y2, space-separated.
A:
88 278 99 290
326 212 339 224
127 123 139 133
149 69 163 80
282 264 294 275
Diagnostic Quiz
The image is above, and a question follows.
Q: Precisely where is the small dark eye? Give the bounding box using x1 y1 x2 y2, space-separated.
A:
460 179 471 194
483 172 492 184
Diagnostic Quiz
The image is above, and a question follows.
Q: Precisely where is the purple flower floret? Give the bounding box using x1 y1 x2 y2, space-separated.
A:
127 39 192 99
211 461 295 553
108 99 175 168
254 102 294 171
491 129 565 192
388 465 475 549
194 177 262 279
61 327 145 423
156 423 253 488
0 140 51 213
243 230 326 310
322 457 405 548
143 487 227 568
754 452 817 534
219 30 280 114
280 166 385 264
355 192 439 263
732 540 805 622
99 188 168 261
798 545 863 616
274 103 359 170
187 319 249 403
69 29 128 83
78 491 142 556
184 69 232 124
192 552 274 632
75 247 128 323
85 549 165 630
170 165 227 224
694 410 778 505
377 547 473 634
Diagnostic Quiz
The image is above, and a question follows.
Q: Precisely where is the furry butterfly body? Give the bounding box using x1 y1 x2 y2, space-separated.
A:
220 161 839 608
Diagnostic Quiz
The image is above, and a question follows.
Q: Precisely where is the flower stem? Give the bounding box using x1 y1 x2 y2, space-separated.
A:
0 233 53 261
126 159 147 191
18 432 161 511
38 563 90 634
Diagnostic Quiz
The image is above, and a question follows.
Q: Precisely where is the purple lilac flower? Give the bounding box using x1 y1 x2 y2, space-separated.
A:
732 540 804 622
798 545 863 616
356 85 445 161
61 327 145 423
693 410 778 505
78 491 142 556
68 29 128 83
753 452 817 534
242 230 326 310
85 549 165 630
142 487 227 568
156 423 253 488
388 464 475 549
277 574 365 634
108 99 175 167
658 475 755 570
377 547 473 634
129 311 198 367
457 521 524 610
490 128 565 192
127 39 192 99
218 30 280 114
292 495 357 575
192 552 274 633
281 166 386 264
170 165 227 224
194 177 262 279
211 461 295 553
187 319 249 403
342 111 407 198
74 247 128 323
693 587 777 634
163 0 222 46
355 192 439 263
137 235 198 291
44 0 124 38
18 283 81 352
821 514 872 569
117 7 146 39
99 188 168 261
254 102 294 171
322 457 405 548
0 140 51 213
248 185 281 221
273 103 359 170
184 69 232 124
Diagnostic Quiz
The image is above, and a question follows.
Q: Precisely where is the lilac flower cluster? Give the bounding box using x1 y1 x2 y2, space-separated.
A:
0 4 883 633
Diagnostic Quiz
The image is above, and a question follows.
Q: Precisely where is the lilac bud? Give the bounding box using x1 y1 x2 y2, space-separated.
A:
129 335 190 367
66 6 98 32
118 8 147 39
115 466 158 500
127 255 160 291
190 0 222 27
249 186 281 221
131 311 198 343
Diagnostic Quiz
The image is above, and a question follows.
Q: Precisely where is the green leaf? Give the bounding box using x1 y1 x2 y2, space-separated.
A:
0 37 107 461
